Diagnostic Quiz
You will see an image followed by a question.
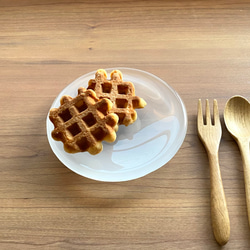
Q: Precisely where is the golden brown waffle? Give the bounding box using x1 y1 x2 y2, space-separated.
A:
87 69 147 126
49 88 119 155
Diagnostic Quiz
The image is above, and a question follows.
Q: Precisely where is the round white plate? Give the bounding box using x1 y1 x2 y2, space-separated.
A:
46 68 187 182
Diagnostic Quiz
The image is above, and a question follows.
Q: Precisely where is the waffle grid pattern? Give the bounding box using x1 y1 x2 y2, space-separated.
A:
49 88 118 154
87 69 145 126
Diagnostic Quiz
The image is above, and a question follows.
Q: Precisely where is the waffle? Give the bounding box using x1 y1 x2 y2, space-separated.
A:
87 69 147 126
49 88 119 155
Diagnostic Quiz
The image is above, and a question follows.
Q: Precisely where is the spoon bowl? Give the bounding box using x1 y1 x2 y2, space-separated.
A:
224 95 250 228
224 96 250 139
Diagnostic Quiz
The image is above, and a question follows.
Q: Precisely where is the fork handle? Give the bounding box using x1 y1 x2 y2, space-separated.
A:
208 152 230 246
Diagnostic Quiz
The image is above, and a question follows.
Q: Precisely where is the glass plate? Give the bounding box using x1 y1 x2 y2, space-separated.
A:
46 68 187 182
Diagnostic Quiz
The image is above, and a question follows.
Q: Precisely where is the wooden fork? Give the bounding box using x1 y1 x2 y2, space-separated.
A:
197 99 230 246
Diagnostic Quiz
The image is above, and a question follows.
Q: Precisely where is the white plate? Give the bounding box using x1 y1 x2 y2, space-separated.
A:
46 68 187 182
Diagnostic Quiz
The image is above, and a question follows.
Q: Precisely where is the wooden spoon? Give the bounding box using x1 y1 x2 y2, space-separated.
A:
224 95 250 227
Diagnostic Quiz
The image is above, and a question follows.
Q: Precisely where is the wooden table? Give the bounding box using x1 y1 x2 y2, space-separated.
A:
1 0 250 249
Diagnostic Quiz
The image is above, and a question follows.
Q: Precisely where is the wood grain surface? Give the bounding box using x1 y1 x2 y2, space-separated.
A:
1 0 250 249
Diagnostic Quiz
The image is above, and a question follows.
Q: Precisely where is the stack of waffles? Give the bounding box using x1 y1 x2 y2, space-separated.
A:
49 69 147 155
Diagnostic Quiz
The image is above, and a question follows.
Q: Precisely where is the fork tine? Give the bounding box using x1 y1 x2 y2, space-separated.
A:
213 99 220 125
197 99 204 126
205 99 211 125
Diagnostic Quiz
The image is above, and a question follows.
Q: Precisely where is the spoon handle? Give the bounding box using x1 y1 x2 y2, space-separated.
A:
208 151 230 245
238 138 250 227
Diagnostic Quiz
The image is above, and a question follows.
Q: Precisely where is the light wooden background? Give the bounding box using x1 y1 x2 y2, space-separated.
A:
1 0 250 249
